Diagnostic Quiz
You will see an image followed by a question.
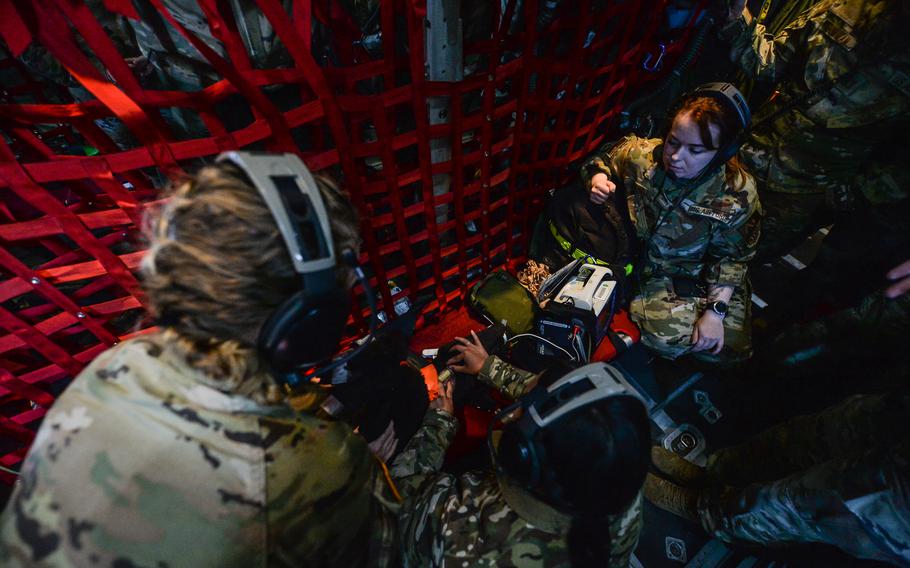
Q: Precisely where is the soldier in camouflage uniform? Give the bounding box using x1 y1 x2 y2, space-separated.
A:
581 94 761 364
0 334 399 567
0 160 400 566
645 266 910 565
390 335 645 567
647 385 910 566
719 0 910 260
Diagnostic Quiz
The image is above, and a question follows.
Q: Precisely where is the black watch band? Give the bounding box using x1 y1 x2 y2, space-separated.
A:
710 301 729 318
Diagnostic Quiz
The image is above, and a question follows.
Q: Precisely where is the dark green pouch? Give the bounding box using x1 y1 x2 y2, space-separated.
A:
468 270 539 335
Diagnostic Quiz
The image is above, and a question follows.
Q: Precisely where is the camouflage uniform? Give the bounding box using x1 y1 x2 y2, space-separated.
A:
696 389 910 566
720 0 910 259
390 355 643 567
581 136 761 364
0 334 399 567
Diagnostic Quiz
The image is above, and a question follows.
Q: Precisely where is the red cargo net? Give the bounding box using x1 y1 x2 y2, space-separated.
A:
0 0 701 482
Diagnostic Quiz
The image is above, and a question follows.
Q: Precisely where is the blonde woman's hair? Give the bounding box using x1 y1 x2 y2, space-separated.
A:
141 162 359 396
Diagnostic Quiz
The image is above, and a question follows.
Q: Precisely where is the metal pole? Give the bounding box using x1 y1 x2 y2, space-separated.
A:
425 0 463 224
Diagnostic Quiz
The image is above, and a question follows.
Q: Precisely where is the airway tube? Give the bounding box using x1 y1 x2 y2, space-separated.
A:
0 0 680 483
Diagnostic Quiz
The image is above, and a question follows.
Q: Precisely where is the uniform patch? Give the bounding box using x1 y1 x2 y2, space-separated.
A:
683 202 734 224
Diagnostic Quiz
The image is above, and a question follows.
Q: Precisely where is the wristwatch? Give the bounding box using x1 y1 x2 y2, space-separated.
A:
709 301 729 318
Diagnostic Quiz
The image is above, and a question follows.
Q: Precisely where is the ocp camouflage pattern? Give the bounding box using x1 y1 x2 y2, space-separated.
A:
391 359 643 567
721 0 910 203
697 390 910 566
0 334 399 567
582 137 760 362
582 136 761 288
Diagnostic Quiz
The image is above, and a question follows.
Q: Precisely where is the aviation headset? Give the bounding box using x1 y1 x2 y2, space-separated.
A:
647 82 752 237
669 81 751 180
216 151 377 387
487 362 647 515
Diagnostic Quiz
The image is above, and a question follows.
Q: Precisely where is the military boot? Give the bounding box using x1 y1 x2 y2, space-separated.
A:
643 473 700 523
651 446 706 486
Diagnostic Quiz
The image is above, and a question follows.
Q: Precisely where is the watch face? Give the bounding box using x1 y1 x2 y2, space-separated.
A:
712 301 728 315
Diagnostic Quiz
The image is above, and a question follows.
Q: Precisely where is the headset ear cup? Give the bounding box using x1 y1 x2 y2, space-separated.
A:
258 288 352 375
497 424 533 486
498 420 545 491
671 82 750 149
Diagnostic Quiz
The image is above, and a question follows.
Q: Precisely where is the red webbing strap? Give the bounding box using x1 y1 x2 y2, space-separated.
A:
312 0 362 64
372 97 420 302
0 189 141 314
379 0 396 91
0 305 82 377
0 161 141 299
256 0 394 314
0 416 34 448
583 1 666 155
77 158 144 226
0 208 136 241
498 0 535 266
0 295 140 355
102 0 141 20
0 0 31 57
197 0 254 74
32 252 145 287
13 341 116 390
5 126 147 230
53 0 180 143
7 128 105 207
1 413 54 480
293 0 312 49
0 246 120 347
0 369 55 407
560 4 621 162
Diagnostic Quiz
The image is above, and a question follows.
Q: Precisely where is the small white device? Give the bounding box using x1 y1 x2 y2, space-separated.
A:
553 263 616 315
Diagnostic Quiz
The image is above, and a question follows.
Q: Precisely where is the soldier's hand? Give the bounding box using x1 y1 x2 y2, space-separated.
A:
366 421 398 463
429 379 455 416
589 173 616 205
446 330 489 375
886 258 910 299
691 312 725 354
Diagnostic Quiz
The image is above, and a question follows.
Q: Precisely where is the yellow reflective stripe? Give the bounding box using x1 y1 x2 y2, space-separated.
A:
549 219 573 250
548 220 609 267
